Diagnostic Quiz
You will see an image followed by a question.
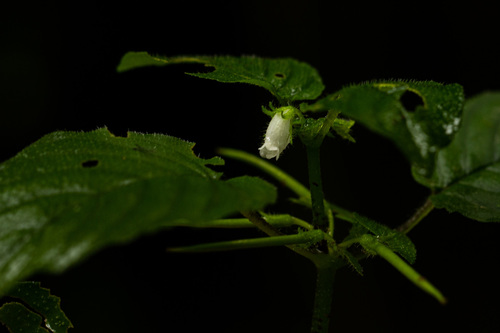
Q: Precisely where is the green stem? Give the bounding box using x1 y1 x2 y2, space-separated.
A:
306 145 327 229
241 210 282 237
317 110 340 141
217 147 310 199
359 234 447 304
177 215 314 230
310 258 338 333
167 230 324 253
262 214 315 230
305 110 341 330
302 110 340 230
218 147 352 217
397 198 434 234
241 211 320 262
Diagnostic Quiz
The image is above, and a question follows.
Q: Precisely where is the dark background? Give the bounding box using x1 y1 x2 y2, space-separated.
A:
2 1 500 332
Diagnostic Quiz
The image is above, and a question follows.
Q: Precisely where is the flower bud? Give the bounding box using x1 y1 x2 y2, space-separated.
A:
259 110 293 160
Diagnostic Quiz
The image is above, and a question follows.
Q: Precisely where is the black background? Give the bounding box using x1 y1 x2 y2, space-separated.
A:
2 1 500 332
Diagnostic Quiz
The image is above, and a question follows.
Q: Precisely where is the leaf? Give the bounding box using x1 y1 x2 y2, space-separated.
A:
430 163 500 221
352 213 416 264
415 92 500 188
338 248 363 275
416 92 500 221
117 52 325 103
304 80 464 177
0 282 73 332
331 117 356 142
0 128 276 294
0 303 49 333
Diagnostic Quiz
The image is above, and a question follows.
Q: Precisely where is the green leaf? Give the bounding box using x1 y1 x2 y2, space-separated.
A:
304 80 464 176
331 117 356 142
0 303 49 333
0 282 73 332
117 52 325 103
430 163 500 221
352 213 416 264
0 128 276 294
416 92 500 221
338 248 363 275
415 92 500 188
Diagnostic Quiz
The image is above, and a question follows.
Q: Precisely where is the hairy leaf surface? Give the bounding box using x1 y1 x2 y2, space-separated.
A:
352 213 416 264
0 128 276 294
117 52 325 103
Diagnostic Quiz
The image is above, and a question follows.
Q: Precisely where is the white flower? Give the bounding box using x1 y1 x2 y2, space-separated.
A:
259 112 292 160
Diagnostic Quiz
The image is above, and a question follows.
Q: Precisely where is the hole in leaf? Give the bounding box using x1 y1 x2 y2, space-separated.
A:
400 90 424 112
274 73 285 79
81 160 99 168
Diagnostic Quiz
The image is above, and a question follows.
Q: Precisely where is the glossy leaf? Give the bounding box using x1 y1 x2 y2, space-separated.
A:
0 128 276 294
304 80 464 177
0 282 72 332
117 52 325 103
415 92 500 188
353 213 416 264
416 92 500 221
431 163 500 221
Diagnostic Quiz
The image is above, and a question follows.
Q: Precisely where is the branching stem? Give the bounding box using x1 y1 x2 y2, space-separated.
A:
241 211 320 262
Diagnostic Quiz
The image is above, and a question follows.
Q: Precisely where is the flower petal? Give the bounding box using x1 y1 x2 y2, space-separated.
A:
259 113 291 160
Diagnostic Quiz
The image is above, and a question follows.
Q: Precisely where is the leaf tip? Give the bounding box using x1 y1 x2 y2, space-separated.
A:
116 51 167 73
